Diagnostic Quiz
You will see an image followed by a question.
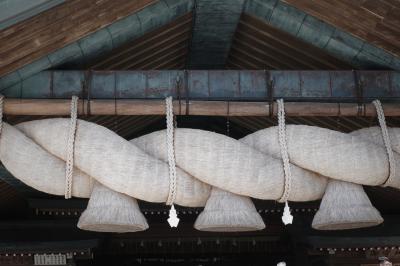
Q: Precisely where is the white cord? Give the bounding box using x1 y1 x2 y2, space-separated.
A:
65 95 78 199
165 97 179 227
373 100 395 187
277 99 292 203
166 96 177 205
277 99 293 225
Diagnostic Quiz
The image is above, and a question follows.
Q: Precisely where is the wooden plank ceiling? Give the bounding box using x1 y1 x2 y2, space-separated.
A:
227 14 352 70
283 0 400 58
89 12 193 70
0 0 156 77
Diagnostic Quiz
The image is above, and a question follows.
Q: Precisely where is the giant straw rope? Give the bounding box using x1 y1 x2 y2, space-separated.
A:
0 98 399 210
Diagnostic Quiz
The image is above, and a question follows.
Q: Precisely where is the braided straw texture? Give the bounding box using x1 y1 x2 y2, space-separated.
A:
165 97 177 205
373 100 395 186
194 187 265 232
64 95 78 199
0 113 398 206
78 181 148 232
277 99 292 203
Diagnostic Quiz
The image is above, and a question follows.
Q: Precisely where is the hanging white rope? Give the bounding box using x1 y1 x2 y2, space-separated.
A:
373 99 395 187
3 97 400 232
165 96 179 227
277 99 293 225
64 95 78 199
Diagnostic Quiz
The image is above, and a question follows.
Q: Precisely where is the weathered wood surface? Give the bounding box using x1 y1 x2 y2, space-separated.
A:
0 0 156 77
283 0 400 57
0 0 65 31
90 12 193 70
244 0 400 70
2 99 400 117
227 14 351 70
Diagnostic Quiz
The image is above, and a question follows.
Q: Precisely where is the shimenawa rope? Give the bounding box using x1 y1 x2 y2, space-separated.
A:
277 99 293 225
65 95 78 199
373 99 395 187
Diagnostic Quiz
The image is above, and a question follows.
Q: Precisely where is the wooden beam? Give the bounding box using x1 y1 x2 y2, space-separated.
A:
2 70 399 101
0 0 156 77
0 239 97 253
2 99 400 117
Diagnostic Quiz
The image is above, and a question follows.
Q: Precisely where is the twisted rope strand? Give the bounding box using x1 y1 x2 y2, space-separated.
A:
277 99 292 203
373 100 395 187
166 97 177 205
65 95 79 199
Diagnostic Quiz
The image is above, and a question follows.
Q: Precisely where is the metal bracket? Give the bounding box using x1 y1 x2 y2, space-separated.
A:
353 70 364 116
267 72 275 117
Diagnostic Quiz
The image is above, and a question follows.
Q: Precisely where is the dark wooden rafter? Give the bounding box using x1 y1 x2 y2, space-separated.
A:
89 12 193 70
282 0 400 58
227 14 352 70
0 0 157 77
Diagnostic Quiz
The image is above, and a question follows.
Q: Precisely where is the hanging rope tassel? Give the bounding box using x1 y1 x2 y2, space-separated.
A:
373 99 395 187
165 96 179 227
277 99 293 225
65 95 79 199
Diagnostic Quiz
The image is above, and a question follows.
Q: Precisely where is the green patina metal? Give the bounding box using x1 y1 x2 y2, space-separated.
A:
0 0 65 30
244 0 400 70
1 70 399 100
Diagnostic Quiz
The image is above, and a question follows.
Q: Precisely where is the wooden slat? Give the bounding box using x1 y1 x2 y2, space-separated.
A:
91 13 192 69
0 0 156 77
227 14 351 70
3 99 400 117
283 0 400 57
88 12 192 71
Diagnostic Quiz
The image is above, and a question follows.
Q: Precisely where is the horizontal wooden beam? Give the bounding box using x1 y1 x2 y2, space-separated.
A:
1 216 400 243
0 239 97 253
3 99 400 117
2 70 400 101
